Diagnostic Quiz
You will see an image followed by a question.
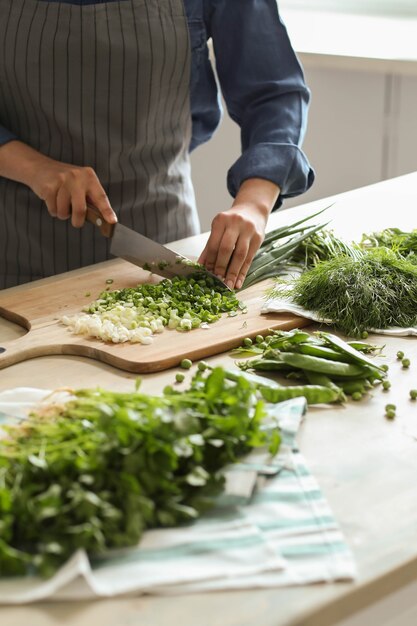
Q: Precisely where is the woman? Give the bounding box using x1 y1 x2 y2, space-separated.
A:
0 0 314 290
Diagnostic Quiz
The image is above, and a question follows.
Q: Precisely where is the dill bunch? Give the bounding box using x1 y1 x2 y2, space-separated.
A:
270 248 417 336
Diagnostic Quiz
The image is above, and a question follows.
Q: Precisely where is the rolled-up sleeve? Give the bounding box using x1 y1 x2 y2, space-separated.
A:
209 0 314 207
0 124 17 147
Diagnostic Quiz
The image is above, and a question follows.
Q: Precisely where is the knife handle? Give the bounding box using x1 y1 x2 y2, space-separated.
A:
85 204 115 238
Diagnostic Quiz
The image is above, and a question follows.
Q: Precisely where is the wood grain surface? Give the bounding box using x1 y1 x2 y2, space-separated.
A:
0 259 307 373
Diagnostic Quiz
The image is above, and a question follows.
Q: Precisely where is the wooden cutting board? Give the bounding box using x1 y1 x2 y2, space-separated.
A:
0 260 308 373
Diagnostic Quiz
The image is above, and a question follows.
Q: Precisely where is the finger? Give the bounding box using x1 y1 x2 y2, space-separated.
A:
213 228 240 281
236 235 262 290
70 187 88 228
44 191 58 218
204 216 226 272
56 186 71 220
87 175 117 224
224 236 250 290
198 246 208 266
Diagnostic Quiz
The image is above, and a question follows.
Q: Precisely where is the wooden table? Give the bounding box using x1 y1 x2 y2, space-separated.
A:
1 173 417 626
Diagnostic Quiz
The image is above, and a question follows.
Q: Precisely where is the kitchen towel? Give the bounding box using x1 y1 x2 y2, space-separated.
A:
262 294 417 336
0 388 356 604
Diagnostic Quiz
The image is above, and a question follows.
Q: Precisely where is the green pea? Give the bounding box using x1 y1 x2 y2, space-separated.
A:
351 392 362 401
243 337 253 347
197 361 209 372
361 331 369 339
381 364 389 372
180 359 192 370
402 358 411 369
385 409 396 420
382 380 391 391
385 403 396 411
409 389 417 400
397 351 405 360
175 373 185 383
255 335 264 344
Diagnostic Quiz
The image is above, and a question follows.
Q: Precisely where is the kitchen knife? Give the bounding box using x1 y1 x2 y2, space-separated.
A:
85 204 231 289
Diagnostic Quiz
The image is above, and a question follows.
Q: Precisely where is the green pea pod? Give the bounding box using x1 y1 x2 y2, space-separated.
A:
339 380 367 395
246 359 292 372
290 343 354 363
278 352 366 377
259 384 342 405
303 370 346 397
347 341 382 354
315 331 385 373
268 330 311 349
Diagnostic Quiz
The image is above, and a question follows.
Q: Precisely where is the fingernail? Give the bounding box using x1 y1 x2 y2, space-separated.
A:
236 279 242 289
226 280 234 289
216 274 223 280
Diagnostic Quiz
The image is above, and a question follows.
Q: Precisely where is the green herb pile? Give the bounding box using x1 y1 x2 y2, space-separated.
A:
234 329 386 402
0 368 280 578
269 248 417 336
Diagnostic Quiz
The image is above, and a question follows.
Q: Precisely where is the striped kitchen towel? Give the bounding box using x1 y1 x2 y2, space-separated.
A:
0 389 356 604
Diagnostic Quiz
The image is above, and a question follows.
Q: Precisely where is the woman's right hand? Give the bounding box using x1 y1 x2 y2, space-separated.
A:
30 158 117 228
0 140 117 228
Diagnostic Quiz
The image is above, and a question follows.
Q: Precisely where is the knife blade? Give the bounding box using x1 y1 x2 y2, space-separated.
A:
85 205 231 290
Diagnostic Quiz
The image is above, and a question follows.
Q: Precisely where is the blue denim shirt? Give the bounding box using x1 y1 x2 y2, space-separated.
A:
0 0 314 203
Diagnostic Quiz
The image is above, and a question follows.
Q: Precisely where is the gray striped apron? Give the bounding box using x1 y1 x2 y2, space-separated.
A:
0 0 199 289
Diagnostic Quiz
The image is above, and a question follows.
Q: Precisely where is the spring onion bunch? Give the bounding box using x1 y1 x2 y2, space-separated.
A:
291 229 363 268
241 208 330 289
62 272 244 344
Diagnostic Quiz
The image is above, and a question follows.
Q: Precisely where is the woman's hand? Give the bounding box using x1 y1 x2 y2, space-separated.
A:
0 141 117 227
198 178 280 290
29 159 117 228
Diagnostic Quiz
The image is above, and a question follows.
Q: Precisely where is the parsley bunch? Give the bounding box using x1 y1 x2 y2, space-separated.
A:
0 368 279 578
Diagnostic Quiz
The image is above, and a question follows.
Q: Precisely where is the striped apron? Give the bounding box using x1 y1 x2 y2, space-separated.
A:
0 0 199 289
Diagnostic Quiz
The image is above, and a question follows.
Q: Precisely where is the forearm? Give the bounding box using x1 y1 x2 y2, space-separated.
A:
231 178 280 218
0 140 47 188
0 140 116 227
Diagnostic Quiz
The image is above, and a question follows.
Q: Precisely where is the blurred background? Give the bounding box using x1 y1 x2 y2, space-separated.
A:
191 0 417 230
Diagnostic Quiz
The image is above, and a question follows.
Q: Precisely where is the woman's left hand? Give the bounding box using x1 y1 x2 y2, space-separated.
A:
198 178 280 290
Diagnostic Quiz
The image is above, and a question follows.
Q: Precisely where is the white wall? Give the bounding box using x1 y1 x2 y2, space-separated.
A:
190 58 417 231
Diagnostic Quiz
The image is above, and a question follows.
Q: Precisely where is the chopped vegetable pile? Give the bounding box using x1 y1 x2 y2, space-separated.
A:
62 272 244 344
0 367 280 578
234 329 386 403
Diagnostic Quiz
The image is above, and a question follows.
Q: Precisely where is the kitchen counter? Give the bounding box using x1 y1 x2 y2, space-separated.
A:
1 173 417 625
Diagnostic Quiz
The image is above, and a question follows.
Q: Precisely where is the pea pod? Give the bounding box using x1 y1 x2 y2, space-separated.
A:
289 343 353 363
246 359 292 372
277 352 366 377
259 384 342 405
268 329 311 349
347 341 382 354
339 380 368 395
315 331 385 373
303 371 346 399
